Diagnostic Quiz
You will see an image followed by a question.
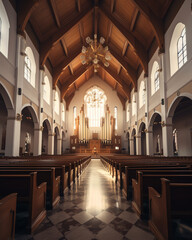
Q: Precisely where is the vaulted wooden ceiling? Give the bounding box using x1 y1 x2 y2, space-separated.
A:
10 0 184 108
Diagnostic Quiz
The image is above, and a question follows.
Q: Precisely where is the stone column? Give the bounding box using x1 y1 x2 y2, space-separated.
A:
146 131 153 156
48 133 54 155
57 138 62 155
136 135 141 155
7 34 26 156
130 138 134 155
159 52 173 156
33 126 43 156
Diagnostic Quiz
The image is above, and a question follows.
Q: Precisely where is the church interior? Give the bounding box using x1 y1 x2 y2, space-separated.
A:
0 0 192 239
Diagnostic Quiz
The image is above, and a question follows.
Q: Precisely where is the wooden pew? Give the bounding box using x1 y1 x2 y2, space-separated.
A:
132 171 192 219
0 172 47 233
121 165 190 200
0 193 17 240
148 178 192 240
0 168 60 209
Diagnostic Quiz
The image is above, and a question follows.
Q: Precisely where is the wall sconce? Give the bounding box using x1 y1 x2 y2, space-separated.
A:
40 126 44 131
53 120 55 123
161 98 164 105
41 108 43 113
16 113 23 121
18 88 22 95
160 121 165 127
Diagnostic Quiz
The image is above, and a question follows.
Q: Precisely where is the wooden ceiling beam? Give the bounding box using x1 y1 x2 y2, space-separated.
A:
109 45 137 89
130 0 164 52
40 6 93 66
111 0 116 13
106 21 113 44
61 66 89 99
130 8 139 32
76 0 81 12
60 39 68 57
48 0 61 28
99 7 148 74
53 48 80 87
79 23 85 45
122 40 129 56
101 66 131 99
69 64 74 75
17 0 40 37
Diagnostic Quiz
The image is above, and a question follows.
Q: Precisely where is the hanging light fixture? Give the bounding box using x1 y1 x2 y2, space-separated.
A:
80 34 111 72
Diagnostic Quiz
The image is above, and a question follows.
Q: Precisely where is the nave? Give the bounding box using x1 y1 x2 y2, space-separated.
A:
15 159 154 240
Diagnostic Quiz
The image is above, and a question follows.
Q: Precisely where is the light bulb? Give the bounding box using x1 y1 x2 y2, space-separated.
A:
105 54 111 61
100 37 105 44
86 37 91 44
104 61 109 67
93 58 99 64
82 46 87 53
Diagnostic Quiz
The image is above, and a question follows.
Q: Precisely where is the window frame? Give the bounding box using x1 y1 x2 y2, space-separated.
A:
177 27 187 69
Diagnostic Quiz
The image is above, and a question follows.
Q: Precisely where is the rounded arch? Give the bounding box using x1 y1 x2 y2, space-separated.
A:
54 126 60 138
42 118 52 133
0 82 14 110
167 93 192 118
169 22 186 76
21 105 39 124
149 111 162 129
151 61 160 96
0 0 10 58
138 122 146 133
138 122 146 155
25 47 36 87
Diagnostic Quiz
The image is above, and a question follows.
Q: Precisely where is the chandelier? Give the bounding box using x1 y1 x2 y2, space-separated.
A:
80 34 111 72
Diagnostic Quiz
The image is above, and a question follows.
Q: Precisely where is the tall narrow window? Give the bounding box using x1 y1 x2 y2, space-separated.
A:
126 105 129 122
73 107 77 129
154 70 160 92
114 106 117 130
0 18 2 48
177 27 187 69
24 55 31 83
84 87 106 127
54 91 59 115
62 105 65 122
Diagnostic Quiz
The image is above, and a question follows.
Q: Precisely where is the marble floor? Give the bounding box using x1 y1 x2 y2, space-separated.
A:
15 159 155 240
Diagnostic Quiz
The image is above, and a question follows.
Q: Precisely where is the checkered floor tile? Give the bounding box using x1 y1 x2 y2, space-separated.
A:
15 159 155 240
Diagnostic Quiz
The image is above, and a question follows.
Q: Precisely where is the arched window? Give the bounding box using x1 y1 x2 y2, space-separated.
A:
139 81 146 108
126 104 129 122
177 27 187 69
54 91 59 115
169 23 187 76
24 47 36 87
151 61 160 95
73 106 76 129
114 106 117 130
84 87 106 127
0 0 10 58
62 104 65 122
154 70 160 92
43 76 50 104
132 94 136 116
24 55 31 83
0 17 2 47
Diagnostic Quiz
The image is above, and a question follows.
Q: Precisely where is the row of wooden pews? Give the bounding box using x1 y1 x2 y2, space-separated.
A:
100 155 192 240
0 154 91 239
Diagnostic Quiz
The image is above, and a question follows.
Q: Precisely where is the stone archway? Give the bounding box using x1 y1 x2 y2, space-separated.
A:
139 122 146 155
168 96 192 156
54 126 61 155
42 119 52 155
131 128 136 155
20 106 39 156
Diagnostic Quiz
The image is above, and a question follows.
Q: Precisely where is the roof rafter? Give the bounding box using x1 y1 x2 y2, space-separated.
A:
99 7 148 74
48 0 61 28
17 0 40 37
61 66 89 99
52 49 80 88
109 45 137 89
102 66 131 100
130 0 164 52
40 6 94 66
130 8 139 32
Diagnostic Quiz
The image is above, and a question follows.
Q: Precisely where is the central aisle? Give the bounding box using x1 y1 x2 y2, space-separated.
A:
27 159 155 240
